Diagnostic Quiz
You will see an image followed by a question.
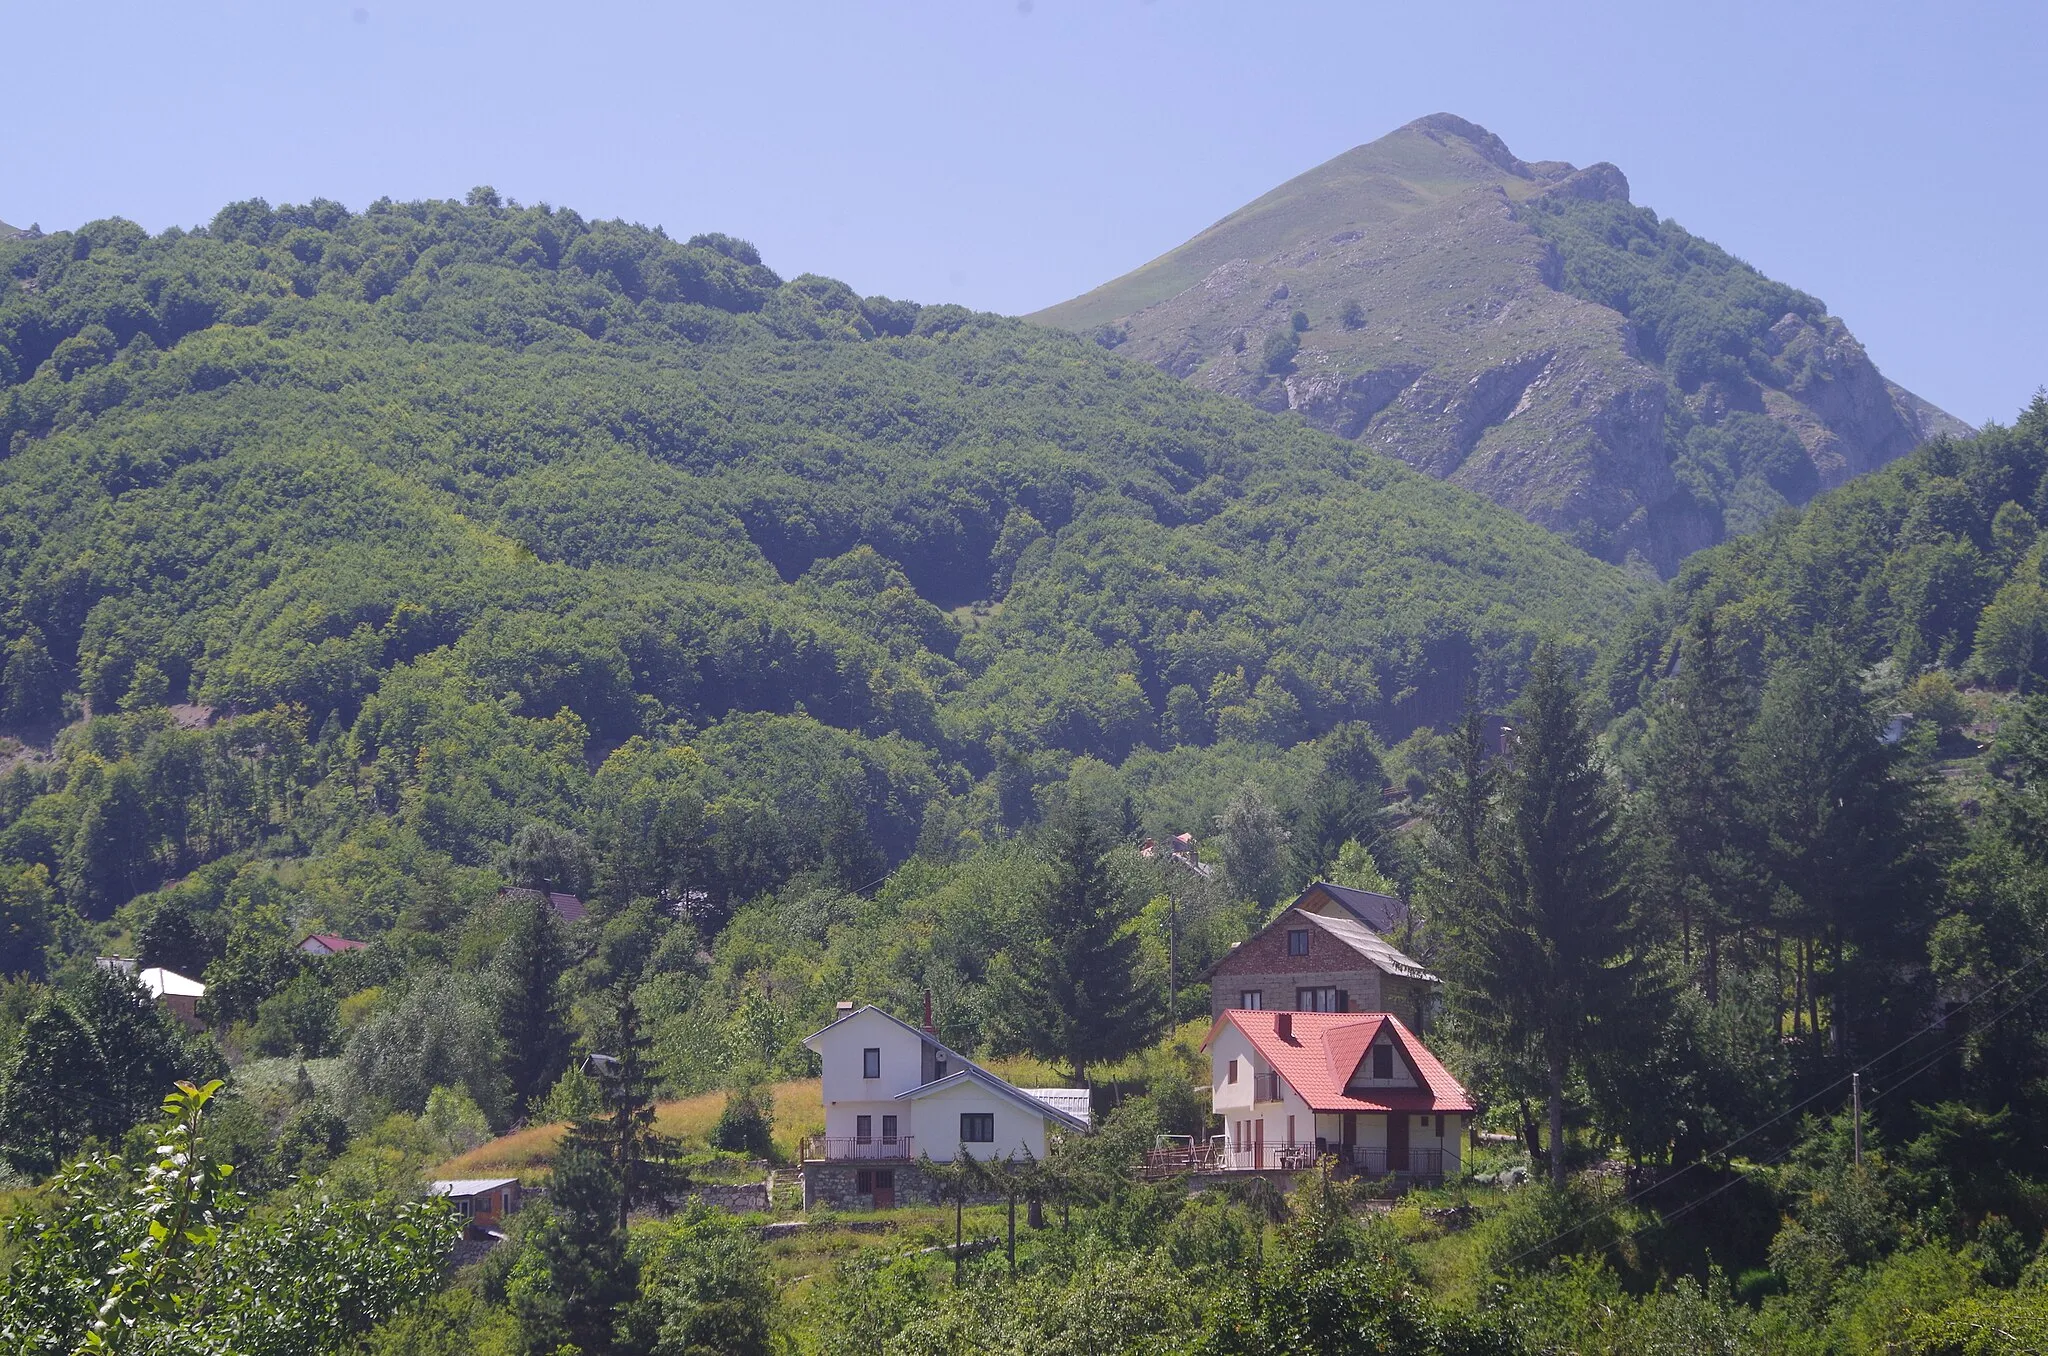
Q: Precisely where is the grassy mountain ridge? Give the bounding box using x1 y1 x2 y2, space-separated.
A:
0 193 1642 936
1031 113 1969 574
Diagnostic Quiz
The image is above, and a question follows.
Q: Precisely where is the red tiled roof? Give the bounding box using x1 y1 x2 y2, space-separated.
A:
301 933 367 953
1203 1009 1476 1115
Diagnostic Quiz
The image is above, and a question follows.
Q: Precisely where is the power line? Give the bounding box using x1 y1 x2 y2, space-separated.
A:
1499 948 2048 1269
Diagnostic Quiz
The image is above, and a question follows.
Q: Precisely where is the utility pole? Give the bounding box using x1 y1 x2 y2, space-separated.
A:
1165 870 1179 1031
1851 1072 1864 1167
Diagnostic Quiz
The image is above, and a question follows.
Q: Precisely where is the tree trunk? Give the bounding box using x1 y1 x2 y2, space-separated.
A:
1519 1098 1542 1162
1007 1190 1017 1276
1705 925 1720 1005
1547 1048 1567 1188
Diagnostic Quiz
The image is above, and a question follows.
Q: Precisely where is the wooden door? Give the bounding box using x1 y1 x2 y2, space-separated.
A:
1386 1111 1409 1175
873 1169 895 1209
1253 1118 1265 1170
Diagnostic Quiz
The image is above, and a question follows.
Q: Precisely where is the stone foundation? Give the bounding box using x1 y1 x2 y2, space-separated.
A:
800 1160 1011 1211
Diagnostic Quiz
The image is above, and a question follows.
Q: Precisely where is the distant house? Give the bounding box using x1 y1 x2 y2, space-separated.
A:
1140 831 1216 879
1206 1008 1474 1179
138 967 207 1032
430 1178 522 1236
1206 888 1437 1027
297 932 368 957
798 1002 1089 1209
497 886 588 925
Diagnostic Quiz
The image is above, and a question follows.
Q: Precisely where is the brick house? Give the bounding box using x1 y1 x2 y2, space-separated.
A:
1206 884 1437 1028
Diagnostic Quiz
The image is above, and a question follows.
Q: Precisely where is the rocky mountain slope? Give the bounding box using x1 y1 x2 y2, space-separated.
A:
1031 114 1970 573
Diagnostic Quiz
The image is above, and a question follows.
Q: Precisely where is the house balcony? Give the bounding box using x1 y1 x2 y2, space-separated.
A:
803 1135 915 1162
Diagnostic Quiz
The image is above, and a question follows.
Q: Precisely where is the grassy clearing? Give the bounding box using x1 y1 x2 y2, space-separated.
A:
434 1078 825 1181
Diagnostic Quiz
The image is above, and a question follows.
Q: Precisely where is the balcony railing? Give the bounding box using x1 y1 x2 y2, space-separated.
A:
1195 1143 1446 1179
803 1135 915 1162
1252 1071 1285 1103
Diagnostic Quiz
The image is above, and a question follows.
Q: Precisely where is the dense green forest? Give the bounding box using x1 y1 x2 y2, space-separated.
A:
4 191 2048 1354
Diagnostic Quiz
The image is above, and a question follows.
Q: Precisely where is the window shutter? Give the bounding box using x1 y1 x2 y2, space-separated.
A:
1335 990 1349 1012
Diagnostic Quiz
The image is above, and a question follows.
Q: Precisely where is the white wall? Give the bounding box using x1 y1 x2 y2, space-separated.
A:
815 1010 929 1142
911 1078 1052 1161
1208 1024 1259 1114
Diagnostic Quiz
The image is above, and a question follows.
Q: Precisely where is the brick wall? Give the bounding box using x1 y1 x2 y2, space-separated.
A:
1210 908 1433 1026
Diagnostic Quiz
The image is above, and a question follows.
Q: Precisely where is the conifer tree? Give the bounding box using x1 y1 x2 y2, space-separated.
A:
510 1131 634 1355
1741 636 1945 1051
1288 723 1394 890
1435 644 1638 1185
989 798 1149 1082
494 891 569 1118
579 987 683 1231
1636 610 1759 998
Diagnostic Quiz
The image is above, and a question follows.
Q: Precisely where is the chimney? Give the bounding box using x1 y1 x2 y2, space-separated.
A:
922 988 936 1034
1276 1011 1293 1040
835 1000 854 1016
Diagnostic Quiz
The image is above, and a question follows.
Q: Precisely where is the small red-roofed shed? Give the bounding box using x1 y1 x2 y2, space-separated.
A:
1203 1008 1474 1179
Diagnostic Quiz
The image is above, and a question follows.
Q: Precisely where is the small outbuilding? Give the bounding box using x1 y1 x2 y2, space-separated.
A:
430 1177 522 1236
137 967 207 1032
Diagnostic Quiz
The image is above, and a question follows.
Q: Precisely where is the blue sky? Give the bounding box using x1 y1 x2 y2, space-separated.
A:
4 0 2042 424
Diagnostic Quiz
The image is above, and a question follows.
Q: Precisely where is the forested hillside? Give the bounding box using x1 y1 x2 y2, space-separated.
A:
5 192 2048 1355
0 192 1638 1140
1601 393 2048 720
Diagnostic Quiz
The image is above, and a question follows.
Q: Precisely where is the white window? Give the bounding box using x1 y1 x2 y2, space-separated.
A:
1239 990 1263 1010
1297 987 1339 1012
862 1047 881 1079
961 1113 995 1143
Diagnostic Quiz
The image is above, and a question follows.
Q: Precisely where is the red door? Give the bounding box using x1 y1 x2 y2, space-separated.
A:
1253 1119 1265 1170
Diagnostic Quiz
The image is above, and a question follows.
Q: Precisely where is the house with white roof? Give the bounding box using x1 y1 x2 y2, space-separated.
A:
138 966 207 1032
799 1001 1090 1209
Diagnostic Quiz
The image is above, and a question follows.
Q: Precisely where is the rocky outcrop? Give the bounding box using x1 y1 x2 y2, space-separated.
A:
1029 114 1968 574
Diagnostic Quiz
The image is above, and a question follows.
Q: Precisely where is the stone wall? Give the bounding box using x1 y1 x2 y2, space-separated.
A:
800 1160 1011 1211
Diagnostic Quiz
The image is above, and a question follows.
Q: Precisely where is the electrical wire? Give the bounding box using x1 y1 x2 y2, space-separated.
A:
1497 948 2048 1269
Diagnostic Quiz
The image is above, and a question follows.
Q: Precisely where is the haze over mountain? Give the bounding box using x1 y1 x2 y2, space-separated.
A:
1033 114 1971 574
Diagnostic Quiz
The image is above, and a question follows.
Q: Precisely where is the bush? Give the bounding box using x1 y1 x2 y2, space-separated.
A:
711 1080 776 1159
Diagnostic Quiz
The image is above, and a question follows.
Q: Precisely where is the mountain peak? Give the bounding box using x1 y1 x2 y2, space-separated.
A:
1395 113 1538 177
1029 118 1965 574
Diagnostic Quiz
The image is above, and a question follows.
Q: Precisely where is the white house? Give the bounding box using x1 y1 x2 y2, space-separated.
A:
1205 1008 1474 1180
800 1002 1089 1208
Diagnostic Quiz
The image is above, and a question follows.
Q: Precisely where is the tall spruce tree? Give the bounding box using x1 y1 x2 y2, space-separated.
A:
1288 723 1395 890
1437 644 1639 1185
494 891 569 1118
510 1130 635 1356
989 798 1149 1082
1636 610 1760 999
1740 636 1946 1053
583 987 683 1230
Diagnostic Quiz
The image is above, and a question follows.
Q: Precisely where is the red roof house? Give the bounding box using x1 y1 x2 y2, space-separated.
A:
1204 1008 1474 1178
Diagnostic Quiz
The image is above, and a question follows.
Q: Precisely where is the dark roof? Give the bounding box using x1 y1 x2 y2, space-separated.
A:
498 886 588 924
1205 904 1436 983
1298 881 1408 934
